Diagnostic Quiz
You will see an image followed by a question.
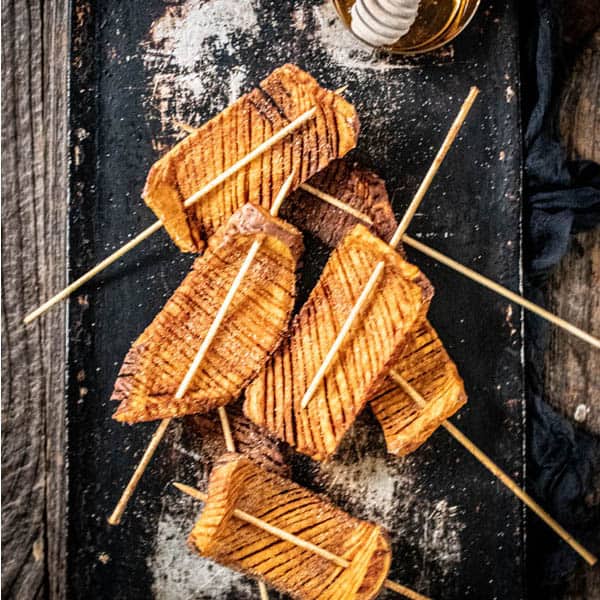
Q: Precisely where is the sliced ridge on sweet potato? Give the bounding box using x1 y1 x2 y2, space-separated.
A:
112 204 302 423
189 453 391 600
244 224 433 461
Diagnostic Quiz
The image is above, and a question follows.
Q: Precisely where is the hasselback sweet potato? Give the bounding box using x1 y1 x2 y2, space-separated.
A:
145 64 358 253
370 319 467 456
112 204 302 423
244 224 432 461
190 454 391 599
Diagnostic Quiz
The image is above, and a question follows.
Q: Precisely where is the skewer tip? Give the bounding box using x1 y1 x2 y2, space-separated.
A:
172 481 195 495
107 513 122 526
334 84 349 95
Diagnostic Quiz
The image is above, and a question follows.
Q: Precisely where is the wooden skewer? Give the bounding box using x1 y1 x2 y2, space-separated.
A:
301 87 480 409
108 417 171 525
23 107 317 324
300 261 386 409
217 404 270 598
401 235 600 349
174 482 431 600
218 407 236 454
23 220 165 324
173 121 373 227
108 174 295 526
388 370 597 566
390 87 479 248
258 582 270 600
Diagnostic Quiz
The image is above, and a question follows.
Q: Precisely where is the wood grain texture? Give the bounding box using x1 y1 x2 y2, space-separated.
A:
548 28 600 437
1 0 69 598
559 30 600 163
547 22 600 600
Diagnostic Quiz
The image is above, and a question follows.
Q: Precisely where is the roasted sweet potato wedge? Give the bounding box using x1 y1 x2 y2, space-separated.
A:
282 159 398 247
189 454 391 600
244 224 433 461
370 319 467 456
112 204 302 423
144 64 359 253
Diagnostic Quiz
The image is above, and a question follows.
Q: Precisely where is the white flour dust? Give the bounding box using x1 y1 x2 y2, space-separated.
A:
316 453 464 576
149 512 249 599
420 499 464 575
299 3 417 72
143 0 260 146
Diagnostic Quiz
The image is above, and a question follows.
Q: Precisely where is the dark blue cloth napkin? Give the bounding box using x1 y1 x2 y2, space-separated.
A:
521 0 600 594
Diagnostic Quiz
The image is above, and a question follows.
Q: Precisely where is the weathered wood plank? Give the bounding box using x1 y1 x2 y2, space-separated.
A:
546 24 600 600
0 0 69 598
548 28 600 437
559 30 600 164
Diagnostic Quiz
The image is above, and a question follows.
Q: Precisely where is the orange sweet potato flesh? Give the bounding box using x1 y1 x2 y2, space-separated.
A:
144 64 359 253
112 204 302 423
369 319 468 456
189 454 391 600
244 224 433 461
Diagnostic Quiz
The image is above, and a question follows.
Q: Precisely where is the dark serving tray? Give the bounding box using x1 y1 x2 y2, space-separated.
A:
67 1 524 597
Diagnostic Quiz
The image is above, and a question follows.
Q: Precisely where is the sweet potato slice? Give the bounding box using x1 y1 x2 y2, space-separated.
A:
189 454 391 600
112 204 302 423
282 159 398 247
369 319 467 456
144 64 359 253
244 224 432 461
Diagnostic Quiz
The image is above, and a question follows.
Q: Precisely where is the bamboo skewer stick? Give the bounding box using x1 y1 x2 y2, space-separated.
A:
401 235 600 349
108 417 171 525
217 403 270 598
300 261 386 409
390 87 480 248
301 87 480 410
218 407 236 454
108 174 295 526
23 220 165 324
23 107 317 324
174 482 431 600
174 121 374 227
388 370 597 566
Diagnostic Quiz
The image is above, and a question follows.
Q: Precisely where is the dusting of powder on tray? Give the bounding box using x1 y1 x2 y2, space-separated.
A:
142 0 260 150
315 453 465 579
149 511 249 598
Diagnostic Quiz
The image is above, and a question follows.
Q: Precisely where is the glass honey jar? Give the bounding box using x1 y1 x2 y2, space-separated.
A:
331 0 480 55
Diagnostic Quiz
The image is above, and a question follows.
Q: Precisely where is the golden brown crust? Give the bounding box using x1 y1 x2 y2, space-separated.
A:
282 159 398 247
369 320 468 456
144 64 359 253
189 454 391 600
244 224 433 461
112 205 302 423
